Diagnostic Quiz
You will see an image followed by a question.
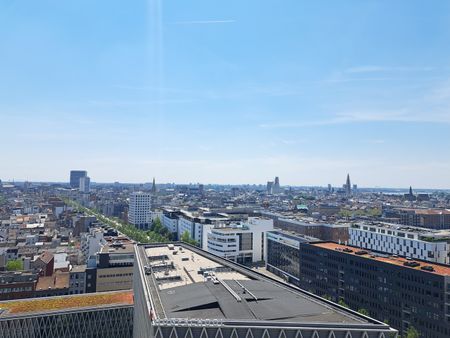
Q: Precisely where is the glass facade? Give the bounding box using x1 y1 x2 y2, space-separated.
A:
267 237 300 283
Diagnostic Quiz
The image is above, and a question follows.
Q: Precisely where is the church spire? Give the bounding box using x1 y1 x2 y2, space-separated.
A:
346 174 351 196
151 177 156 194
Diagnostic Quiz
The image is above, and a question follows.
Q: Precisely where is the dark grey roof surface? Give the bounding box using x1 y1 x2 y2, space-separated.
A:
159 279 362 323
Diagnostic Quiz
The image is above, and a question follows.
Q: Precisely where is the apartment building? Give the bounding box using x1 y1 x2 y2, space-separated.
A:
349 222 450 264
128 192 151 230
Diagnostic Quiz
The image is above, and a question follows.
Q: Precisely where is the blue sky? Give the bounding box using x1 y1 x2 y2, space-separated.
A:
1 0 450 188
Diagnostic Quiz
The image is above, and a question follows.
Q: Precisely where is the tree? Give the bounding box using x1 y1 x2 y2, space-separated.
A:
338 299 349 308
357 308 369 316
181 230 197 246
6 259 23 271
181 230 190 242
404 326 419 338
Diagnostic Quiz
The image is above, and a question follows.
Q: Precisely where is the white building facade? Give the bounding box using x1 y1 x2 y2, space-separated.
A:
206 217 274 264
81 228 106 260
349 223 450 264
128 192 151 230
79 176 91 193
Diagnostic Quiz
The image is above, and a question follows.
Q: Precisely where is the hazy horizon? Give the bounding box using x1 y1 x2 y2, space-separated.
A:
1 1 450 189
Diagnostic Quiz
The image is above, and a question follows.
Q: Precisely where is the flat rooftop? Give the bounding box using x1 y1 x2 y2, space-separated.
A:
137 243 381 325
312 242 450 276
0 291 133 317
396 208 450 215
353 221 450 237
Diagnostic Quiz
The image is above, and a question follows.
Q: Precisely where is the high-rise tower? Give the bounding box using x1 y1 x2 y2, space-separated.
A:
70 170 87 189
273 177 281 194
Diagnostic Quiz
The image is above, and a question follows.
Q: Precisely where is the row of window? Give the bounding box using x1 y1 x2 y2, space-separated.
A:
0 287 33 293
98 273 133 278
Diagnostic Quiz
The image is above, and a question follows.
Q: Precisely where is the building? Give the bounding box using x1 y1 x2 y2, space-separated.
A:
404 186 416 201
79 176 91 193
69 264 86 295
395 208 450 229
266 181 273 195
128 192 151 230
133 243 396 338
34 271 70 298
344 174 352 196
176 210 229 247
349 222 450 264
266 230 318 284
92 241 134 292
0 291 133 338
69 170 87 189
81 227 106 260
0 271 37 301
273 176 281 194
206 217 273 264
31 252 54 277
273 216 349 242
298 242 450 337
161 209 180 239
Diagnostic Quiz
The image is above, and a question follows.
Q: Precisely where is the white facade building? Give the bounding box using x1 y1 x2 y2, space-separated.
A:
349 222 450 264
81 228 106 260
162 211 179 236
177 211 217 246
79 176 90 193
128 192 151 230
206 217 274 264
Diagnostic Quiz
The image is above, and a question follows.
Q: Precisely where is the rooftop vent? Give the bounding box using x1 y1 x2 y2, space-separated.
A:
421 265 434 272
403 261 420 268
355 250 368 255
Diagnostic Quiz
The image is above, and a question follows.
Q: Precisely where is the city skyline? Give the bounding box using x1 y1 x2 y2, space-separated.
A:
2 1 450 188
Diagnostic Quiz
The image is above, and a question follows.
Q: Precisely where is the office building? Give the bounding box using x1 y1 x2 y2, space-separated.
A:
0 291 133 338
69 170 87 189
266 181 273 195
79 176 91 193
133 243 396 338
161 209 180 239
349 222 450 264
273 176 281 194
85 240 134 293
266 230 318 284
206 217 273 264
395 208 450 229
265 214 349 242
176 210 230 247
129 192 152 230
298 242 450 337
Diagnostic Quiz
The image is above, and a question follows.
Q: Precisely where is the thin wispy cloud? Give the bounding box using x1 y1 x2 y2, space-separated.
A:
345 65 434 74
169 19 236 25
259 110 450 129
